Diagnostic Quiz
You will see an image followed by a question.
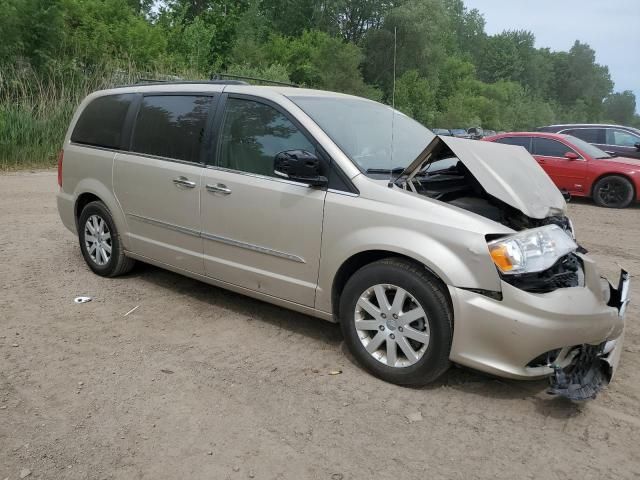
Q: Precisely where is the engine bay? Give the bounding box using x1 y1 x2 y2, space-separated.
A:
395 140 574 234
390 142 583 293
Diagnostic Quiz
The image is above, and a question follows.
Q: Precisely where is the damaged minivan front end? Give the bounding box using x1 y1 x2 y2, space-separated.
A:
394 136 630 400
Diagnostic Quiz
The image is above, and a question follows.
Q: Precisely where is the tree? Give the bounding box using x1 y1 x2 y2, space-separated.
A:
259 0 319 37
445 0 486 59
363 0 451 95
0 0 64 69
269 30 380 97
603 91 636 125
393 70 437 126
549 41 613 120
476 32 524 83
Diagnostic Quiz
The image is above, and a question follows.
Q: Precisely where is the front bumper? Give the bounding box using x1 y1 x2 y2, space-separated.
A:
448 255 628 386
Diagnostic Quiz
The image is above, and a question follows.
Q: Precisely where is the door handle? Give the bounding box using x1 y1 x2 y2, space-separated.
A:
172 176 196 188
206 183 232 195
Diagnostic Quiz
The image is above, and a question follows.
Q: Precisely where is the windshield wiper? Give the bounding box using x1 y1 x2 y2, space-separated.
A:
366 167 405 174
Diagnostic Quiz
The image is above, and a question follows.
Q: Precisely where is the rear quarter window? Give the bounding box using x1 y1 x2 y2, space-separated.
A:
71 94 135 149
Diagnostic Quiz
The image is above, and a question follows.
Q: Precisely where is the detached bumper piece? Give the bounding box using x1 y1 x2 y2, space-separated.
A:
548 344 608 401
608 270 631 317
548 270 630 401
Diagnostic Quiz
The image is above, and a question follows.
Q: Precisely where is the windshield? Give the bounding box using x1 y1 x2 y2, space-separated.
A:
288 95 434 172
562 134 611 159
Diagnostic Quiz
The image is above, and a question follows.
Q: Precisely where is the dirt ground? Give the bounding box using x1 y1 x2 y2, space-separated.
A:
1 170 639 480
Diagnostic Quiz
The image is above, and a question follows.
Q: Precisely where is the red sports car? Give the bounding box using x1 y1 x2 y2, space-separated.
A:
483 132 640 208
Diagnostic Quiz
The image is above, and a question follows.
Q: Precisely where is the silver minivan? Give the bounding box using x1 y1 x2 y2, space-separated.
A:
57 81 630 400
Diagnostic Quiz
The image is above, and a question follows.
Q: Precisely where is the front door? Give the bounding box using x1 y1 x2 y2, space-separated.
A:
114 93 217 274
200 95 326 307
532 137 587 194
605 128 640 159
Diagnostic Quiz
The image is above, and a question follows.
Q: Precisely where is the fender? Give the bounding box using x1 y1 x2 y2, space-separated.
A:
315 225 501 314
73 177 131 250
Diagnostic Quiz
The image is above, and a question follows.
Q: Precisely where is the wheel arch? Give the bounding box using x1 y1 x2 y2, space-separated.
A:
330 250 452 323
72 180 130 249
75 192 102 226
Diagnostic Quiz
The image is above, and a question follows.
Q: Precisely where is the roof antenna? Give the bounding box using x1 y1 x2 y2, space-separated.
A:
388 26 397 189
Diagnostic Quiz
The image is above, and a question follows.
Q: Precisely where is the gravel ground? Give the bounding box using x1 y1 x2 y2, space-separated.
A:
1 170 639 480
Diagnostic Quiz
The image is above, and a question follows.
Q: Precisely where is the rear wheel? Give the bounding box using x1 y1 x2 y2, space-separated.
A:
78 201 135 277
339 258 452 386
593 175 634 208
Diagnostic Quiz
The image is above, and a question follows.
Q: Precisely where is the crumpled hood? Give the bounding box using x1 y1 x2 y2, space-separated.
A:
397 136 566 219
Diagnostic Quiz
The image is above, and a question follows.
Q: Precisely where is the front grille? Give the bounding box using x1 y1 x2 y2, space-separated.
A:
502 253 582 293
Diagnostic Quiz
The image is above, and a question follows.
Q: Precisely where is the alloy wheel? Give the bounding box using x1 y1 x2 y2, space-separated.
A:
84 214 112 266
597 178 629 207
354 284 430 368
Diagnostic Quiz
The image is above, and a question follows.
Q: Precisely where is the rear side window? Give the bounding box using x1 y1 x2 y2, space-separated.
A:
563 128 603 144
532 138 572 157
495 136 532 152
71 94 135 149
131 95 213 163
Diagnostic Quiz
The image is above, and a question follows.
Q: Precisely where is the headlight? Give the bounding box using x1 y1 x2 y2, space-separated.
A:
487 225 577 275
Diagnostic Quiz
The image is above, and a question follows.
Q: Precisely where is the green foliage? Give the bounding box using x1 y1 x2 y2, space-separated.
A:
0 0 634 169
222 63 291 84
364 0 451 90
394 70 437 126
603 91 637 125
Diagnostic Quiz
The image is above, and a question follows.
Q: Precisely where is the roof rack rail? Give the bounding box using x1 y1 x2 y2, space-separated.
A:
210 72 298 88
133 78 249 86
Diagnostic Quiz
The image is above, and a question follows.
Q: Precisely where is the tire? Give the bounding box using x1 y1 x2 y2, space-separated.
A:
339 258 452 386
593 175 635 208
78 201 135 277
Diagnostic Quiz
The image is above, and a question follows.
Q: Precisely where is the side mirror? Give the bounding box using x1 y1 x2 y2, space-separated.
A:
635 142 640 151
564 152 579 160
274 150 328 187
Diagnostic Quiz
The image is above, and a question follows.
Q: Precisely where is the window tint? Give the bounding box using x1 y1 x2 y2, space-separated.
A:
532 138 573 157
131 95 213 163
218 98 315 177
71 94 134 149
607 129 640 147
564 128 602 144
495 136 532 152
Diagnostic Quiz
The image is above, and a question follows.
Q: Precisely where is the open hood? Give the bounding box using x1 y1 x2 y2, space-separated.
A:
395 136 566 219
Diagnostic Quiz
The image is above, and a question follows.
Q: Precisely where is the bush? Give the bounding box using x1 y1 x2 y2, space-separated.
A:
0 62 199 169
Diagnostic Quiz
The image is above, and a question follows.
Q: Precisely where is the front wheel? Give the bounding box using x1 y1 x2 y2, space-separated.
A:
339 258 453 386
593 175 635 208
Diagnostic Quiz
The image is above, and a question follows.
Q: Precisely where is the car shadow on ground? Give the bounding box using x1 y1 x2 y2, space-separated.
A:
128 262 343 346
125 261 583 413
569 196 640 210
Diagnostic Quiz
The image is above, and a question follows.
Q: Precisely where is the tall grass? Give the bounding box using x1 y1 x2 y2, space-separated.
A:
0 63 198 170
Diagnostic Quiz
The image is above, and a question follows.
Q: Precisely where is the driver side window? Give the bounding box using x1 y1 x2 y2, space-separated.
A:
217 98 315 177
607 129 640 147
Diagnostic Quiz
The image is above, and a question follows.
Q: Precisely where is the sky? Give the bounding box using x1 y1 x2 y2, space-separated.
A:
464 0 640 112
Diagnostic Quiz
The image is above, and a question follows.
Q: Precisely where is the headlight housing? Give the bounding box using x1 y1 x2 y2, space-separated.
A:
487 225 578 275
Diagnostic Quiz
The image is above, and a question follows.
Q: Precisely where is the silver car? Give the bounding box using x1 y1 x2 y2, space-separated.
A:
57 82 630 400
